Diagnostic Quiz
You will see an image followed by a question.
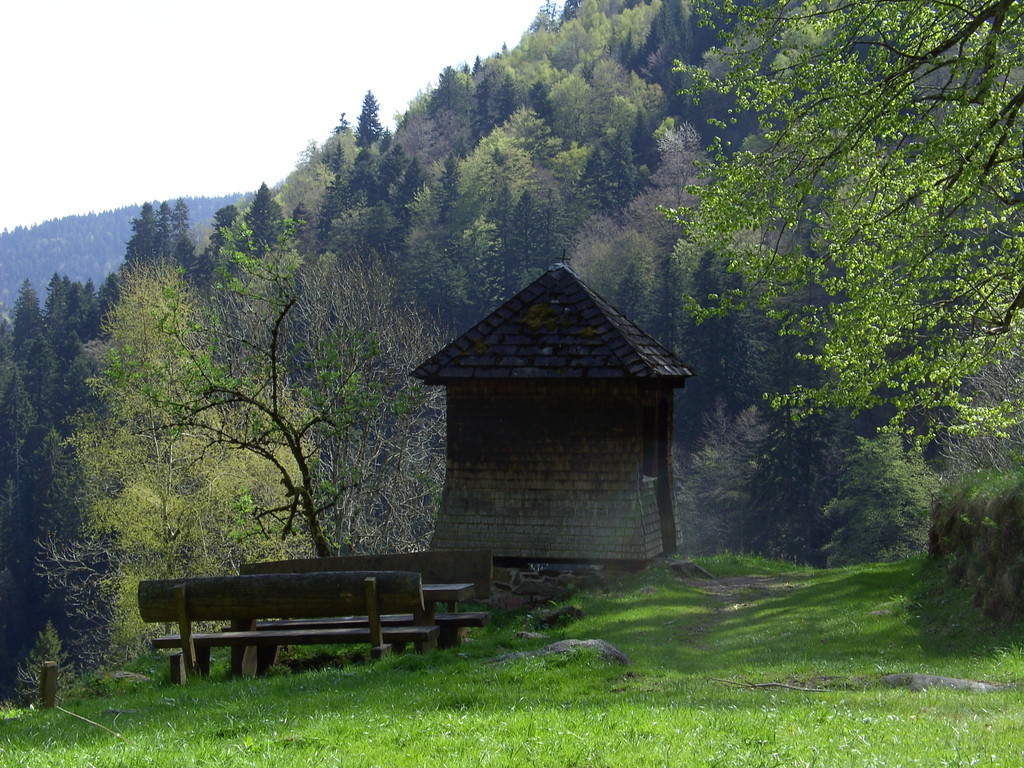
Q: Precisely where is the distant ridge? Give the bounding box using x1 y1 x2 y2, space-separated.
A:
0 194 244 311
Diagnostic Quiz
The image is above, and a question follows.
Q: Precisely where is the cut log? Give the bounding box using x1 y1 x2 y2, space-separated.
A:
241 550 493 599
138 570 423 622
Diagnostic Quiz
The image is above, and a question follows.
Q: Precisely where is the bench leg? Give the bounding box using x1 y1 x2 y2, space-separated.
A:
414 636 436 654
231 644 277 677
229 619 259 677
195 646 212 676
438 626 470 650
256 644 279 674
170 652 187 685
239 646 260 677
371 643 392 660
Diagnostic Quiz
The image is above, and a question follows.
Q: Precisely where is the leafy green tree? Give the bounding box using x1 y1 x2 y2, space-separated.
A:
672 0 1024 437
52 263 294 660
104 236 441 557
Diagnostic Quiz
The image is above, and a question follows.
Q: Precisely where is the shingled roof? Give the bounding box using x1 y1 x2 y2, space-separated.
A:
411 263 695 384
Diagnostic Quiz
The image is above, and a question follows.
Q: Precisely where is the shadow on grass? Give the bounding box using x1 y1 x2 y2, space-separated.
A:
566 557 1022 685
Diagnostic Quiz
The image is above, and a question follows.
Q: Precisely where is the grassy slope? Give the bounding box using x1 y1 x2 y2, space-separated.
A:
2 556 1022 767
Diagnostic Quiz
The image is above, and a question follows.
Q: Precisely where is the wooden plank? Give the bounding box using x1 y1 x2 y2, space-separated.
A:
138 570 424 622
152 625 439 648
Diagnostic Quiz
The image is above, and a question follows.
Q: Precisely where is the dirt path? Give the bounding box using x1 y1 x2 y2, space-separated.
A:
685 573 800 606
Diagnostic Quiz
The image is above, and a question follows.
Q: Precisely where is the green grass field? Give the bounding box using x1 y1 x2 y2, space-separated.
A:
2 556 1022 767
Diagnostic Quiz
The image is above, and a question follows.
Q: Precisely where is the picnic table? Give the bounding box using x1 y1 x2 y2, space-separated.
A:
240 554 493 649
138 570 439 684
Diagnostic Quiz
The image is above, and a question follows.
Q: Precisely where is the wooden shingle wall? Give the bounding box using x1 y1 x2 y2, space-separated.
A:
431 380 667 560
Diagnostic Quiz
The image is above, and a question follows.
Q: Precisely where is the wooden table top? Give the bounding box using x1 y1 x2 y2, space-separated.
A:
422 583 476 602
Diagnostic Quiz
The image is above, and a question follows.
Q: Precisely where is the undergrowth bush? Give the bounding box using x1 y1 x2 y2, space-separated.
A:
930 469 1024 622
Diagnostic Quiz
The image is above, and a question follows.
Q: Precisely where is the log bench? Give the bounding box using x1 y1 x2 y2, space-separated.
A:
240 551 493 648
137 570 438 684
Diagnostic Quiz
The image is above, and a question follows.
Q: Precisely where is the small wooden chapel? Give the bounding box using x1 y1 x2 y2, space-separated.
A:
412 263 694 563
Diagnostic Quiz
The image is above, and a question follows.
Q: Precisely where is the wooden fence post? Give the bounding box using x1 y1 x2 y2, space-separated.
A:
39 661 58 708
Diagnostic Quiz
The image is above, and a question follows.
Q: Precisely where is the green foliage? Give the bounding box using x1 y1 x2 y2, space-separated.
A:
105 240 360 556
14 621 69 706
672 0 1024 438
822 435 939 567
676 405 768 555
10 1 997 699
100 233 443 558
62 262 296 661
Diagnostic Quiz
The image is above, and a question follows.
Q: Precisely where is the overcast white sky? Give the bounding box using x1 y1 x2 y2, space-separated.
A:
0 0 542 232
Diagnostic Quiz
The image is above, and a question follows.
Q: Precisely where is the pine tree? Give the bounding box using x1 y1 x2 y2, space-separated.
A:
11 280 42 364
333 112 351 136
156 201 174 258
244 183 284 257
0 370 33 502
355 91 384 148
125 202 162 266
195 204 239 285
169 199 196 271
350 147 380 205
393 157 426 230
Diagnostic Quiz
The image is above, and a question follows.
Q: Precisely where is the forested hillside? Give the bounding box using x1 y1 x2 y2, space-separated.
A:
0 195 242 314
0 0 999 701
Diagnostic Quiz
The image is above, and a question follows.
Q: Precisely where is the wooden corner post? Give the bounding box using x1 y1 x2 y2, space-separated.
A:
39 661 58 708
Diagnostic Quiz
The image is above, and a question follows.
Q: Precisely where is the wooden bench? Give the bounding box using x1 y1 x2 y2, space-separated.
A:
137 570 439 684
241 551 493 648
